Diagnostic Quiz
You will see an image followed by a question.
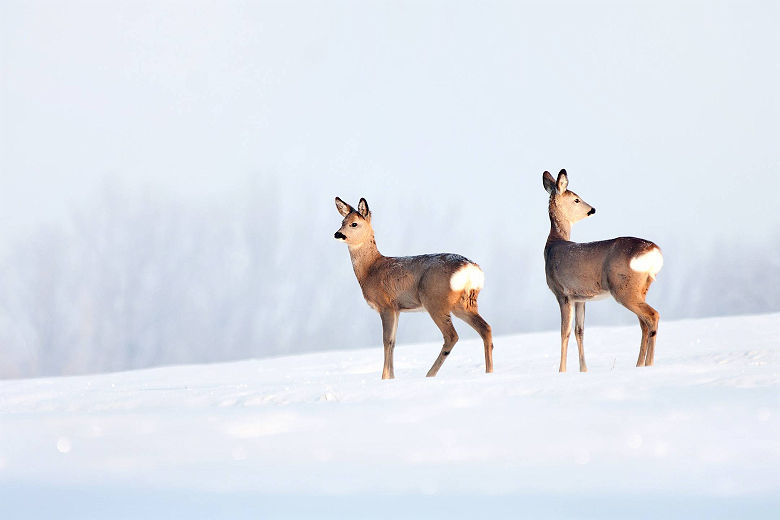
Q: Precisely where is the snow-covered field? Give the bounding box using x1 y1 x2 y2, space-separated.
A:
1 313 779 519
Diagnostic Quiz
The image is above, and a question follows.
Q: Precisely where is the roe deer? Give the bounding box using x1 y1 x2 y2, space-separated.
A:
542 170 663 372
334 197 494 379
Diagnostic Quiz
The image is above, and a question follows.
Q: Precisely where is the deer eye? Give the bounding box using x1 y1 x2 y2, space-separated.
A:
574 199 580 203
351 222 358 227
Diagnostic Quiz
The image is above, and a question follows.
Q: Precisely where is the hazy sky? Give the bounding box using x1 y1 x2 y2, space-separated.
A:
2 0 778 246
1 0 779 376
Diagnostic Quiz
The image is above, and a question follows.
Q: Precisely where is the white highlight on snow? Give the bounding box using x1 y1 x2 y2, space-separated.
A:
575 451 591 465
56 437 72 454
449 264 485 292
231 446 248 461
654 441 670 457
224 413 301 439
627 434 643 450
629 248 664 279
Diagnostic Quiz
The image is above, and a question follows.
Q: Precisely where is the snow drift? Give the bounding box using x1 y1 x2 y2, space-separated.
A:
0 313 778 519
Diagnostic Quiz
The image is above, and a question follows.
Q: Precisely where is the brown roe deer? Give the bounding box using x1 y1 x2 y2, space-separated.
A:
543 170 663 372
334 197 494 379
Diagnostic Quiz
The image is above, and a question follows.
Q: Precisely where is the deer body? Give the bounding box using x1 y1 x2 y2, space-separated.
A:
545 238 659 301
543 170 662 372
334 197 493 379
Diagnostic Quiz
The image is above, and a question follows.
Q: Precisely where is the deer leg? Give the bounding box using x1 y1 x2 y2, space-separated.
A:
643 303 659 366
380 310 399 379
619 300 659 368
426 312 459 377
636 317 649 367
574 302 587 372
454 310 494 374
632 303 659 367
558 297 574 373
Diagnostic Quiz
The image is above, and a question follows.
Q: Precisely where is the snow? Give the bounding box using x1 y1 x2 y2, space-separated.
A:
1 313 779 518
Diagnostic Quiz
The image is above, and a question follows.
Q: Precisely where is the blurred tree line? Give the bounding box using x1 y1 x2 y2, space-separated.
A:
1 183 778 378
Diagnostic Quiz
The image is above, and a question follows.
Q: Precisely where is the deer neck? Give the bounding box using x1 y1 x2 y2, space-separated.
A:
547 206 572 244
347 236 382 284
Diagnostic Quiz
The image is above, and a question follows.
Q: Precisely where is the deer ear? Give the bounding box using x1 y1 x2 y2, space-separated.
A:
556 169 569 193
335 197 353 217
543 171 556 194
358 197 370 220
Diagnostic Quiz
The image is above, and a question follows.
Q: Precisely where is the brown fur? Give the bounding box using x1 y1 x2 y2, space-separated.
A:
542 170 662 371
334 197 494 379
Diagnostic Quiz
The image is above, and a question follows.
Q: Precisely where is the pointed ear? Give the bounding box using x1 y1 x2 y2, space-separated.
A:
543 171 556 194
556 169 568 193
335 197 353 217
357 197 370 220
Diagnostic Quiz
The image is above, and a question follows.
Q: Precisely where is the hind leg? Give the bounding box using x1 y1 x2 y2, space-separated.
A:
426 312 459 377
636 317 649 367
644 308 659 366
610 272 659 368
620 300 659 367
454 309 494 373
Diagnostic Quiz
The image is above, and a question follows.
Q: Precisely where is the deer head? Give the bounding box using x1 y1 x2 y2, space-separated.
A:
334 197 373 247
543 169 596 225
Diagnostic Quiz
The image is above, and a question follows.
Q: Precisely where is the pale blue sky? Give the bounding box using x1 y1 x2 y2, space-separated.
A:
2 0 778 249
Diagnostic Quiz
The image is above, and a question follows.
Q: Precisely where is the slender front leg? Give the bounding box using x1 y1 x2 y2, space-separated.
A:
380 310 399 379
574 302 587 372
558 296 574 372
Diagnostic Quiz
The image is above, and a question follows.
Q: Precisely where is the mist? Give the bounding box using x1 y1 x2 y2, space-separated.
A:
1 1 778 377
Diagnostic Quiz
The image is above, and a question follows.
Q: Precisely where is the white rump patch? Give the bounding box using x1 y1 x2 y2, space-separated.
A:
450 264 485 292
630 248 664 279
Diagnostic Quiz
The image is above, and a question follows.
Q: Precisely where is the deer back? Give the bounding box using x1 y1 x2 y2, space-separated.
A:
545 237 660 300
362 253 478 312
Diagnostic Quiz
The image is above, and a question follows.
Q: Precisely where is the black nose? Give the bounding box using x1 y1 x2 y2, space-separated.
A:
334 231 347 240
588 208 596 216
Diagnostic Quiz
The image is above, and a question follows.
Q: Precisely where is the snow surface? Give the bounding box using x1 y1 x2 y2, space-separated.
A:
1 313 779 519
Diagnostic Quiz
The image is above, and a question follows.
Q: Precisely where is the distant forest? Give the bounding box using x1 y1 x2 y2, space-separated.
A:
1 184 778 378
